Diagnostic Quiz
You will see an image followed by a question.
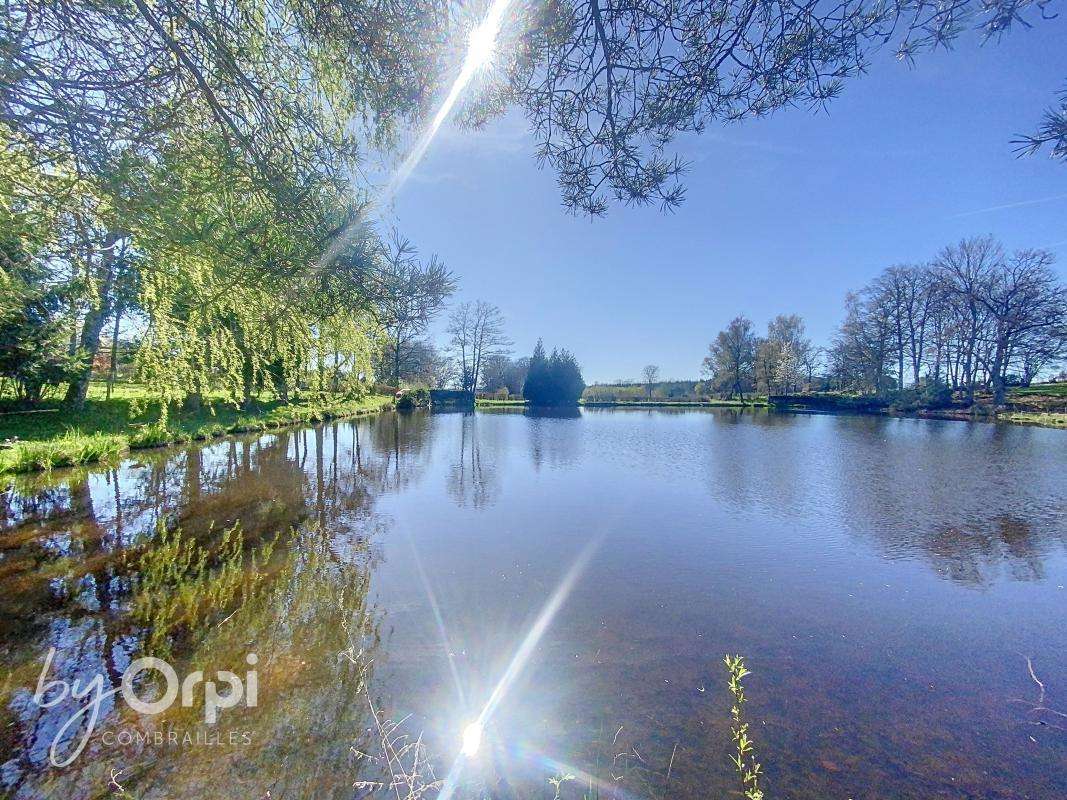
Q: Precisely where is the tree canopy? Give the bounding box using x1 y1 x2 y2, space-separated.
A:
473 0 1065 214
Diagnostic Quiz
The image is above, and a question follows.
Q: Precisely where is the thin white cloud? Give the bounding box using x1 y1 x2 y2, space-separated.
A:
408 168 469 186
433 110 531 156
693 132 804 159
949 192 1067 219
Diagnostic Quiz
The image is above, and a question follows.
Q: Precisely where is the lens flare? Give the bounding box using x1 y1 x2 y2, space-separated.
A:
437 535 603 800
384 0 512 200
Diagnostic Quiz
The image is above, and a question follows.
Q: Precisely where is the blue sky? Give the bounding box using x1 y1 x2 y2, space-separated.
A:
388 19 1067 384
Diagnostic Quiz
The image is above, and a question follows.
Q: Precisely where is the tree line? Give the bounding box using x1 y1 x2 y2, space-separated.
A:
0 0 459 412
703 236 1066 403
829 237 1065 404
381 298 585 406
703 315 820 399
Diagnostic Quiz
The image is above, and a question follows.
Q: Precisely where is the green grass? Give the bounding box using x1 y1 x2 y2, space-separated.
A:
0 430 127 473
0 382 394 475
581 397 769 408
475 398 528 406
1008 382 1067 398
998 411 1067 429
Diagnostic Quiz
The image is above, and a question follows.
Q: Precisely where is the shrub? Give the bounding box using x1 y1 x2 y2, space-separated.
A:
129 421 173 448
887 382 955 412
920 382 954 409
0 431 126 472
396 387 430 409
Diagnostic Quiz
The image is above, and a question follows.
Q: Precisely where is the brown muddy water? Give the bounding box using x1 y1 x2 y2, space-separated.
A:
1 408 1065 799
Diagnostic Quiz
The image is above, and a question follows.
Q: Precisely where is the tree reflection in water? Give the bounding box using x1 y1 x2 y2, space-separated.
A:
0 417 415 800
447 412 502 509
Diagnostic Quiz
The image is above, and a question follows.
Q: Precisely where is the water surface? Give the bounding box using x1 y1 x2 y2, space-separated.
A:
2 408 1065 799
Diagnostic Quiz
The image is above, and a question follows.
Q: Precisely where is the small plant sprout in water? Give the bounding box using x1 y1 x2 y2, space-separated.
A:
725 654 765 800
548 772 576 800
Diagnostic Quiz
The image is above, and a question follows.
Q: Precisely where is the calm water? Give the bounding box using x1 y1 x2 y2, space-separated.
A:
1 408 1065 799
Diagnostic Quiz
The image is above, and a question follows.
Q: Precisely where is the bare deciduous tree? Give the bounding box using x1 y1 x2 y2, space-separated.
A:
447 301 512 394
703 316 757 399
373 232 454 385
641 364 660 398
830 237 1065 400
975 248 1066 404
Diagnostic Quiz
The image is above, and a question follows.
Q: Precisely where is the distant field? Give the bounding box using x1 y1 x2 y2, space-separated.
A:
475 398 528 406
581 380 769 405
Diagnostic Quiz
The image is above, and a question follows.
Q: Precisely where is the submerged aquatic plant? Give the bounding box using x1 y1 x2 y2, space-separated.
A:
725 654 765 800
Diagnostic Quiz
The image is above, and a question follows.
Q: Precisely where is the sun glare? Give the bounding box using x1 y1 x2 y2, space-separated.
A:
467 17 499 70
318 0 514 270
460 722 483 757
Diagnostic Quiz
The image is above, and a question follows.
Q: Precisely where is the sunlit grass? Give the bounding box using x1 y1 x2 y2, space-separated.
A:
998 411 1067 428
1008 382 1067 398
0 430 126 473
0 382 394 474
475 398 527 406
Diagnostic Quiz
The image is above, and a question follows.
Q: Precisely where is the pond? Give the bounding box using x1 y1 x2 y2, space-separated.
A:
1 408 1065 799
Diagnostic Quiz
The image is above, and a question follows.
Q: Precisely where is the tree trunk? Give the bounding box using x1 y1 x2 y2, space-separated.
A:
268 359 289 402
65 232 121 409
242 352 255 408
106 304 123 400
990 336 1008 405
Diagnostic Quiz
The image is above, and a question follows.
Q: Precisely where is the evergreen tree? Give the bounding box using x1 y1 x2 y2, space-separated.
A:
549 348 586 405
523 339 550 403
523 340 584 406
0 257 76 402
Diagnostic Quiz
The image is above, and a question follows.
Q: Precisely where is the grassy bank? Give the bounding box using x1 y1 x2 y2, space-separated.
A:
475 398 528 406
581 398 769 408
1008 382 1067 399
767 383 1067 429
997 411 1067 429
0 383 394 475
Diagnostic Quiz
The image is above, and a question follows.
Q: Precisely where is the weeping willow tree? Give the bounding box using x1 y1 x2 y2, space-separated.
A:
1 0 453 409
0 127 78 401
118 128 392 409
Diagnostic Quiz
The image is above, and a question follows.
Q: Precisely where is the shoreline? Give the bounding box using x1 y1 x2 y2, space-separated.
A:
580 399 768 409
768 394 1067 430
0 394 395 476
482 396 1065 428
6 388 1061 478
